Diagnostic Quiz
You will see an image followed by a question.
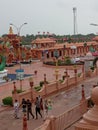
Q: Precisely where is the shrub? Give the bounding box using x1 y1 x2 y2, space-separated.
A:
59 79 64 83
2 96 13 106
39 81 49 87
77 73 81 77
65 57 72 65
40 81 44 87
12 89 24 94
88 98 94 108
34 86 42 91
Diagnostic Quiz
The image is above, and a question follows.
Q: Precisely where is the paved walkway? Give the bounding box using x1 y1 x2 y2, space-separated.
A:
0 61 81 103
0 75 97 130
0 61 97 130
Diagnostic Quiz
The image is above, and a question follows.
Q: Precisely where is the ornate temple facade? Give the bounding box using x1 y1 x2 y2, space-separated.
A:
2 27 98 62
31 37 98 59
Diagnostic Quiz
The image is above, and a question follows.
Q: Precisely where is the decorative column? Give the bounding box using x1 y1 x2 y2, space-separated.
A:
29 77 34 102
13 81 17 94
23 114 28 130
74 66 77 85
63 45 66 56
82 63 85 79
54 50 59 91
64 69 69 88
44 74 47 95
55 61 59 81
12 81 18 104
81 84 85 100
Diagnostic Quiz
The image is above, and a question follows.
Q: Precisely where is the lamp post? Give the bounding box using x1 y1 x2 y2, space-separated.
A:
10 22 27 64
64 69 69 88
54 50 59 81
53 50 60 91
44 74 47 95
10 23 27 90
90 23 98 26
29 77 34 102
70 45 77 63
10 23 27 36
74 65 77 84
63 45 66 56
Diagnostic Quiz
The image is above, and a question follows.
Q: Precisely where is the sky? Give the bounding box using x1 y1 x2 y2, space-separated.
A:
0 0 98 36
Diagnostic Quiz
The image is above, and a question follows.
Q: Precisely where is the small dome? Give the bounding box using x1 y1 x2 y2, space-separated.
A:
91 86 98 105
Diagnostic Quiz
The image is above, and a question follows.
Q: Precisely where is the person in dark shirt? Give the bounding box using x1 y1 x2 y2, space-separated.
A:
21 98 27 113
26 99 34 120
35 97 42 119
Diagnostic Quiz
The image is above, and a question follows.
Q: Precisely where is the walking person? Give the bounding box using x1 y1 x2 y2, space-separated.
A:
26 99 34 120
21 98 27 113
43 99 48 121
13 99 19 119
40 98 43 112
35 97 42 119
47 99 52 116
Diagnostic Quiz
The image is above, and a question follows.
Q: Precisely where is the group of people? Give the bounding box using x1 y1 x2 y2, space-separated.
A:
13 95 52 121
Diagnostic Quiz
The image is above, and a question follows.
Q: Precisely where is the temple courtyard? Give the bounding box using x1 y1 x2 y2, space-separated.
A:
0 61 97 130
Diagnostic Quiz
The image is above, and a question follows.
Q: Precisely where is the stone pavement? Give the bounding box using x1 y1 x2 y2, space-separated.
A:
0 61 81 103
0 76 97 130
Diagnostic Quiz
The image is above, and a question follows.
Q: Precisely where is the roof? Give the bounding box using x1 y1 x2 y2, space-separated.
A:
32 37 56 44
92 36 98 41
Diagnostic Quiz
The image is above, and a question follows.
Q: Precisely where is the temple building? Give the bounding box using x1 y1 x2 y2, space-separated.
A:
31 37 98 59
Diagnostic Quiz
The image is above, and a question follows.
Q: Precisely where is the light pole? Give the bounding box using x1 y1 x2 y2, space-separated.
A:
90 23 98 26
29 77 34 102
54 50 59 81
10 22 27 64
10 23 27 90
10 23 27 36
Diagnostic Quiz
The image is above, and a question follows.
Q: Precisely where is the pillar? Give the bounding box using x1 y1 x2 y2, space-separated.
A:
50 116 56 130
12 81 18 104
74 68 77 85
81 84 85 100
23 114 28 130
80 84 87 115
44 74 47 95
29 77 34 102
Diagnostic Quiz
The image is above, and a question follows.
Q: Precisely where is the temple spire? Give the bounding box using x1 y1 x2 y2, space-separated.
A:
9 26 13 34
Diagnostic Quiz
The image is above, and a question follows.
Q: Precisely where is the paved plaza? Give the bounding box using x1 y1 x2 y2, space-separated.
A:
0 61 81 103
0 75 97 130
0 61 97 130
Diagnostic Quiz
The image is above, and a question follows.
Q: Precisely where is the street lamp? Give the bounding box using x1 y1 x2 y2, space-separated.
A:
90 23 98 26
63 45 66 56
54 50 59 81
29 77 34 102
10 22 27 64
10 23 27 90
10 22 27 36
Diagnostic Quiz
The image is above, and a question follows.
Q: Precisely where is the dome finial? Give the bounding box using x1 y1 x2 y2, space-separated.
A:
9 26 13 34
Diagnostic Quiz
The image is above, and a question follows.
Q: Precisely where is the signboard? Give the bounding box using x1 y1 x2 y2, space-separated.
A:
15 69 24 80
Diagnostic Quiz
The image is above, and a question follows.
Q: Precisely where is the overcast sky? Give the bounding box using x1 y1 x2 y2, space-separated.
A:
0 0 98 36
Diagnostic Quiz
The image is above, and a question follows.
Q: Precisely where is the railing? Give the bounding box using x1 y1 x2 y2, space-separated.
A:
34 100 87 130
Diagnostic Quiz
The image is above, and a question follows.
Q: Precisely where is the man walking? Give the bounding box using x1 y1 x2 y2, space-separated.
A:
26 99 34 120
35 97 42 119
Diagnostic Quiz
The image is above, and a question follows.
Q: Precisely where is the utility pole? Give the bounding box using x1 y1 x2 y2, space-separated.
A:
73 7 78 35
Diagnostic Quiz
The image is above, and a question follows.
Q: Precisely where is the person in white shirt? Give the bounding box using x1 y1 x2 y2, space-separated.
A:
14 99 19 119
